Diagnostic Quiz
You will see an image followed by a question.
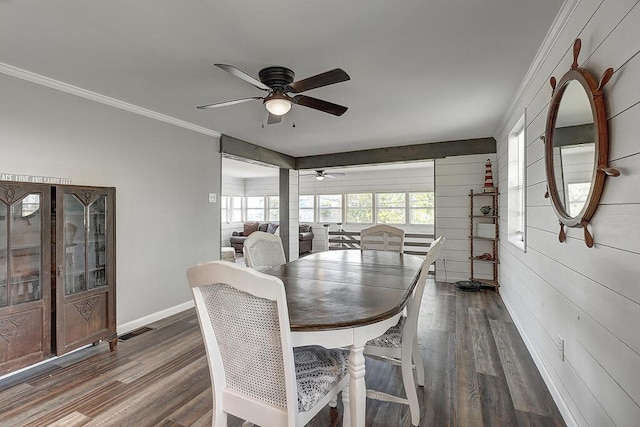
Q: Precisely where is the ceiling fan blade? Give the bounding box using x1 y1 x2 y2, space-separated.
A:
325 173 346 178
267 112 282 125
197 97 262 109
214 64 271 91
292 95 348 116
286 68 350 94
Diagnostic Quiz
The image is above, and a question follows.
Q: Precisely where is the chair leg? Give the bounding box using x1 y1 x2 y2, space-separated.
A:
402 350 420 426
342 383 351 427
329 394 338 408
214 411 227 426
412 338 425 387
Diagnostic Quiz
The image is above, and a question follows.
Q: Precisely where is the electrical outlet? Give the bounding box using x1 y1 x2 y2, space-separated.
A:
557 335 564 361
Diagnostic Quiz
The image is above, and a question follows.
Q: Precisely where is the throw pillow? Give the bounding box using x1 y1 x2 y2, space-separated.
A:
267 223 279 234
299 224 312 233
243 221 259 236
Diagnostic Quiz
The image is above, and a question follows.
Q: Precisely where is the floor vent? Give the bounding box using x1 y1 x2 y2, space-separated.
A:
119 326 153 341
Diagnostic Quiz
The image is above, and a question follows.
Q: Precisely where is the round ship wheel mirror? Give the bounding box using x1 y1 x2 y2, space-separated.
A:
544 39 619 247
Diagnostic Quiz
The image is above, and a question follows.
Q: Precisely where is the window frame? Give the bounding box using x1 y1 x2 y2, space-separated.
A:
408 192 434 225
245 196 265 222
267 195 279 221
299 195 315 223
375 192 407 224
317 194 343 224
508 113 527 251
345 193 374 225
220 195 230 223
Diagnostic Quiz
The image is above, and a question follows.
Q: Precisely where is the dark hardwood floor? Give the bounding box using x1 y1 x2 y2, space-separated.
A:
0 280 565 426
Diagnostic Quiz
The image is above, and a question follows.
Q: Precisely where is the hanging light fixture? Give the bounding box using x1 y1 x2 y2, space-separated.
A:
264 92 292 116
315 175 325 181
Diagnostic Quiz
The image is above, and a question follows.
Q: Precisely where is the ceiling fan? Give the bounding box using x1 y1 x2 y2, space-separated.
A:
301 170 346 181
197 64 350 124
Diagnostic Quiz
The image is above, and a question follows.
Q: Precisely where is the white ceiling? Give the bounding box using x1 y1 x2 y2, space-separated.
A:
0 0 563 158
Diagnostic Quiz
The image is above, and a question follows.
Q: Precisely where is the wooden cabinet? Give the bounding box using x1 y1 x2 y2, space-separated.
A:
0 182 116 375
469 189 499 291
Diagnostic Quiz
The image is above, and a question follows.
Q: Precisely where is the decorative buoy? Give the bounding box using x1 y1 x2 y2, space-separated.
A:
483 159 496 193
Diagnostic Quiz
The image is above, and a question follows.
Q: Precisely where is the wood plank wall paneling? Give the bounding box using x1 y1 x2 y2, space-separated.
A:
495 1 640 426
435 153 497 284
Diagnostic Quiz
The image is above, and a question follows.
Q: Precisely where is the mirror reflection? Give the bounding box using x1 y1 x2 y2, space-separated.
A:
552 80 595 218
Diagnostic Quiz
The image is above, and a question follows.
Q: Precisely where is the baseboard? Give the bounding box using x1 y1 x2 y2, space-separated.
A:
117 300 194 335
500 292 578 427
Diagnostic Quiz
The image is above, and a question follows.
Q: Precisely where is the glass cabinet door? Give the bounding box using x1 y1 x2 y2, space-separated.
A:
56 186 115 355
10 194 43 305
1 194 43 308
62 193 108 295
0 183 51 375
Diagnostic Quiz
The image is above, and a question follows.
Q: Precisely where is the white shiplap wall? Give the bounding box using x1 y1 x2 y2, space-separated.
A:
495 1 640 425
434 154 497 283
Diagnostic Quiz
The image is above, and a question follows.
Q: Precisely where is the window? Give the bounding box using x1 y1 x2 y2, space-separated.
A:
409 192 434 225
346 193 373 224
21 194 40 217
376 193 406 224
508 114 526 251
299 195 315 222
221 196 229 223
567 182 590 217
231 196 243 222
246 196 265 221
268 196 279 221
318 194 342 223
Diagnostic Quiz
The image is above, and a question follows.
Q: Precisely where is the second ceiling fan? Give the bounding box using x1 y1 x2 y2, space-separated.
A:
301 170 346 181
198 64 350 124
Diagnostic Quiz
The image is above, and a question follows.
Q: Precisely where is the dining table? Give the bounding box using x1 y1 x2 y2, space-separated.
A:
255 249 424 427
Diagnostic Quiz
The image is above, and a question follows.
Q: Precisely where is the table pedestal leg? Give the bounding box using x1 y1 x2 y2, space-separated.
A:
348 345 366 427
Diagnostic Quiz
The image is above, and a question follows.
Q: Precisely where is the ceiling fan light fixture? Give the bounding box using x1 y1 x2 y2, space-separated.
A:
265 97 292 116
315 175 325 181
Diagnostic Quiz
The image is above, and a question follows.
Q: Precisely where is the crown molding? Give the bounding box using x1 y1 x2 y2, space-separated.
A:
0 62 221 138
496 0 581 136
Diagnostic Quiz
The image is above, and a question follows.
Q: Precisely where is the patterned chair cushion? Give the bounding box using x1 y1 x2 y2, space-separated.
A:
366 316 406 348
294 345 349 412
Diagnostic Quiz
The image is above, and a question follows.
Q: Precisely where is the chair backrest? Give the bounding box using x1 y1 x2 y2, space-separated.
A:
360 224 405 253
244 231 287 268
403 236 445 345
186 261 298 426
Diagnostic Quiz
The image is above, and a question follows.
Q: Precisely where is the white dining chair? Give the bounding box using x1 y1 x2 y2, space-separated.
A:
360 224 405 253
187 260 350 427
364 235 445 426
243 231 287 268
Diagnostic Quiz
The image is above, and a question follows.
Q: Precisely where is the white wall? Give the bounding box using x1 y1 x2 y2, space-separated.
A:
495 1 640 425
0 72 220 333
435 154 497 283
